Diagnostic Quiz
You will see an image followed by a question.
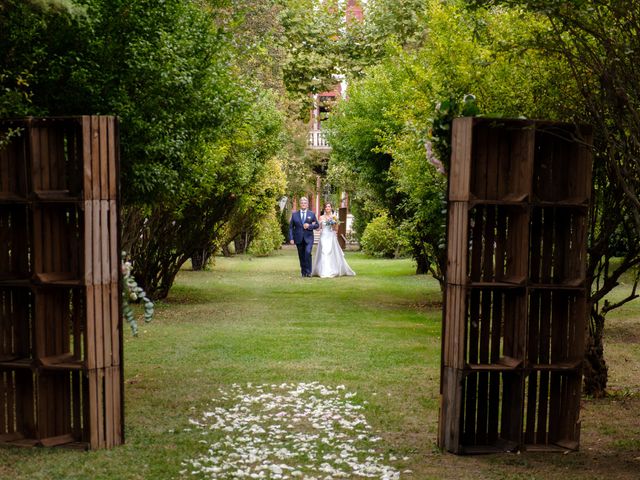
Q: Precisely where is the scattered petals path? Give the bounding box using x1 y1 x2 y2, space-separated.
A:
182 382 401 479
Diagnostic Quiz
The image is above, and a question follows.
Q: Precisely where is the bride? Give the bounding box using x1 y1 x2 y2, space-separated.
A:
312 202 356 278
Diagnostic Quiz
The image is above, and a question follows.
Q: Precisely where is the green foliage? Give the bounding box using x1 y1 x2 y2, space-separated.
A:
125 91 288 298
0 1 291 298
218 148 287 255
327 0 576 279
360 213 405 258
277 0 373 102
279 0 343 102
2 0 240 204
247 208 285 257
121 254 153 336
325 59 404 208
430 94 480 173
21 0 86 15
279 205 291 244
362 0 428 51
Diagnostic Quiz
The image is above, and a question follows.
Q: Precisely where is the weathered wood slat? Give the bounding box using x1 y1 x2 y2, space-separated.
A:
52 126 65 191
447 202 469 286
91 117 100 200
0 372 7 435
41 127 51 191
30 127 41 192
503 371 524 445
71 370 81 439
494 208 507 281
464 290 480 444
109 200 119 283
105 366 123 447
485 127 499 200
83 200 93 286
0 138 11 195
92 201 104 370
512 207 530 281
110 282 120 367
496 129 509 199
441 367 465 453
102 283 113 368
0 210 8 276
87 368 101 448
476 291 492 444
7 372 16 436
487 292 503 442
17 207 29 276
99 117 108 200
450 118 473 202
100 201 110 285
108 118 118 200
536 290 551 445
37 372 53 439
472 125 488 200
514 125 534 199
82 116 92 201
16 370 35 438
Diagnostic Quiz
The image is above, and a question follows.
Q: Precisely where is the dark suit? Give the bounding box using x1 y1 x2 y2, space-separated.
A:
289 209 319 276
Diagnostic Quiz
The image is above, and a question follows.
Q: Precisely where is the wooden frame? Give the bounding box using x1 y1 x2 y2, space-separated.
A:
440 117 593 454
0 116 122 450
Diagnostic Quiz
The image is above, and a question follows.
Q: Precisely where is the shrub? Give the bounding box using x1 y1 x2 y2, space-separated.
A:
360 213 405 258
248 210 284 257
279 206 291 243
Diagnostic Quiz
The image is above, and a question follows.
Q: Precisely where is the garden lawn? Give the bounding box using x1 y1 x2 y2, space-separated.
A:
0 247 638 479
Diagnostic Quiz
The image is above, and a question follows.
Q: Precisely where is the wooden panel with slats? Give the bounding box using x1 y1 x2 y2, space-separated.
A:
440 117 592 454
0 117 122 450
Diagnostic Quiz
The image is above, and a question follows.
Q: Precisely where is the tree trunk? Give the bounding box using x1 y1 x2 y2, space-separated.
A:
234 232 252 254
415 253 430 275
583 310 608 397
191 249 211 271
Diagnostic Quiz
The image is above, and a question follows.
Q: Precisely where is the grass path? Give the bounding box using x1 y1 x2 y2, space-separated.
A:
0 247 638 479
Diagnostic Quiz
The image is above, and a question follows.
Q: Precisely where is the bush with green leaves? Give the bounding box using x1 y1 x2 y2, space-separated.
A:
247 208 285 257
360 213 406 258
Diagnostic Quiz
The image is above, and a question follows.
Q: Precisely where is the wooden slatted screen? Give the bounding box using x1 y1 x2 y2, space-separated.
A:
0 116 122 450
439 117 592 454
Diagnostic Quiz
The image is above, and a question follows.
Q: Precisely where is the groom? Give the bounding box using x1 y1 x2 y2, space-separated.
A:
289 197 319 277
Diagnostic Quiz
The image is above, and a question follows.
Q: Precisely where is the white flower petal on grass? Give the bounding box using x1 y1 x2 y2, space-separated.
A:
184 383 399 479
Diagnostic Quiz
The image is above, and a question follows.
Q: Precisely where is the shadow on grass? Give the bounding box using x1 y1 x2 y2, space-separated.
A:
162 284 221 305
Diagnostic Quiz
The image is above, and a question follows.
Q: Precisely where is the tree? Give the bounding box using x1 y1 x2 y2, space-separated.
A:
327 0 575 279
278 0 345 107
123 88 287 296
470 0 640 397
0 0 290 299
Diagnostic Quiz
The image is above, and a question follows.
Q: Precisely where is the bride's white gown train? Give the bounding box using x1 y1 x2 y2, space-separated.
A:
312 224 355 278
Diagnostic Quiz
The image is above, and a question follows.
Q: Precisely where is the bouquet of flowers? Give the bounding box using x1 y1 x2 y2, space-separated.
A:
324 214 340 227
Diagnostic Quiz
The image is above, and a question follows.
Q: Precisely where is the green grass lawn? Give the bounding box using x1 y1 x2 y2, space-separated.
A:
1 247 638 479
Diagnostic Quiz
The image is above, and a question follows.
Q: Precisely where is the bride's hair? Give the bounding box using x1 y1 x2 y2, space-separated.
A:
323 202 333 214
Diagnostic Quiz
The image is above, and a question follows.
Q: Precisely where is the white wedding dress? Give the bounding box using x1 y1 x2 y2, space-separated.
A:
312 224 356 278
